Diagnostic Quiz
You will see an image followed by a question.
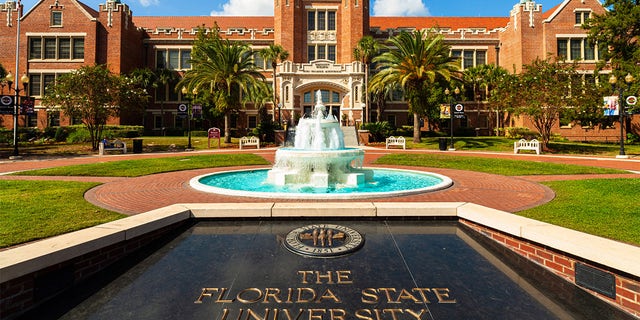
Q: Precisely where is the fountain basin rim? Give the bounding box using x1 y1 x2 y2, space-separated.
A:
189 167 453 200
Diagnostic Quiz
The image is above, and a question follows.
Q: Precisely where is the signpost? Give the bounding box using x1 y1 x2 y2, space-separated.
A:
208 127 221 148
453 103 465 119
0 95 14 115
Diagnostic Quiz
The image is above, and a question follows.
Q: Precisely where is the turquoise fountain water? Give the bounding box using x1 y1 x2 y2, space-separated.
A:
190 91 452 199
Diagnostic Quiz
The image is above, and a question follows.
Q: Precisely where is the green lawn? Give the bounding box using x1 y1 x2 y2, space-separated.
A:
0 181 125 247
519 179 640 246
11 154 270 177
1 152 638 248
374 153 626 175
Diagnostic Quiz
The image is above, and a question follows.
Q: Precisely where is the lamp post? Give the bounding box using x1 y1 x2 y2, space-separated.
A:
445 86 460 151
277 103 282 126
181 87 197 150
6 72 30 158
608 73 635 159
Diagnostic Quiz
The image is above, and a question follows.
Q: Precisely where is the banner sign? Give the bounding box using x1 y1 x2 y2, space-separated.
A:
603 96 619 116
21 97 35 115
192 104 202 119
440 104 450 119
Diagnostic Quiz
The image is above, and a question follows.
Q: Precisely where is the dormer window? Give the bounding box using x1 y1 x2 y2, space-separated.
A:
51 11 63 27
575 10 591 25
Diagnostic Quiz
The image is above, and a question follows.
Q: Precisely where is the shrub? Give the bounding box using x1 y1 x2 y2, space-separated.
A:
361 121 394 142
66 128 91 143
504 127 538 139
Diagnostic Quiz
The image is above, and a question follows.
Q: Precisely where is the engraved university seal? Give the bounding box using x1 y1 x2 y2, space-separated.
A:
284 224 364 257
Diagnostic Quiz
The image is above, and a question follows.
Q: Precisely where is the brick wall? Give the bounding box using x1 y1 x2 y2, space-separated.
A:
0 221 192 320
461 219 640 317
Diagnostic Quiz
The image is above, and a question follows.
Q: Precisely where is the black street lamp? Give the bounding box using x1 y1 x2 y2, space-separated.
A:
608 73 635 158
278 103 282 126
445 86 460 151
181 87 197 150
5 72 30 158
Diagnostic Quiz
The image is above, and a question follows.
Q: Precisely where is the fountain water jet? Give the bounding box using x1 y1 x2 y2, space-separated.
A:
266 91 373 189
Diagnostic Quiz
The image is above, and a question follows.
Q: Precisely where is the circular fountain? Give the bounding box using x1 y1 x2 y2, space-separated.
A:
266 91 373 189
190 91 453 199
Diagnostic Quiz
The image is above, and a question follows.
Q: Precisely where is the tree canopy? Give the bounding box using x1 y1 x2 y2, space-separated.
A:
490 58 602 148
371 30 460 142
178 25 267 143
42 64 148 150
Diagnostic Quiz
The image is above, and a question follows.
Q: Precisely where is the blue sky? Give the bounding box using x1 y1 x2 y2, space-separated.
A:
21 0 569 17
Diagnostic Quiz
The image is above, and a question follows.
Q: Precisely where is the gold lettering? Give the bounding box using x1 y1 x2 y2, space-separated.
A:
308 309 326 320
217 288 234 303
373 309 383 320
221 308 243 320
377 288 399 303
318 288 341 303
194 287 218 303
383 309 403 320
361 288 379 304
330 309 346 320
237 288 263 304
285 288 294 303
432 288 457 304
355 309 373 320
405 309 427 320
315 271 334 284
263 288 283 303
281 309 305 320
336 271 353 284
395 289 420 303
411 288 431 304
298 271 314 284
245 308 271 320
297 288 317 303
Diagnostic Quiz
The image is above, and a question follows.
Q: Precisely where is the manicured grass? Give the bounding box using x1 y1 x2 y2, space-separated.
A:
518 179 640 245
0 180 125 248
12 154 270 177
403 136 640 156
2 152 637 248
374 153 626 175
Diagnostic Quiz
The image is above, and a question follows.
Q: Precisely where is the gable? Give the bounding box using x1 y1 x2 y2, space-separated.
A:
543 0 606 23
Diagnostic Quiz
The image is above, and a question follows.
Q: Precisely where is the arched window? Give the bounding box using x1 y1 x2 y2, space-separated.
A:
302 89 341 119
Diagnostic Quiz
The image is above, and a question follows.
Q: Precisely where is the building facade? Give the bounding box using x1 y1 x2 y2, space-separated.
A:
1 0 635 141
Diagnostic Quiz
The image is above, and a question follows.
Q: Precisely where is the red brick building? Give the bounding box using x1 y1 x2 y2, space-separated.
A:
0 0 636 141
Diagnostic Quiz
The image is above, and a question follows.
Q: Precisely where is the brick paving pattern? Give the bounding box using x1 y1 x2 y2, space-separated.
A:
2 148 638 215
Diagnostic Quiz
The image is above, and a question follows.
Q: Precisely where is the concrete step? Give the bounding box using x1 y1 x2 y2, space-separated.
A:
341 126 359 147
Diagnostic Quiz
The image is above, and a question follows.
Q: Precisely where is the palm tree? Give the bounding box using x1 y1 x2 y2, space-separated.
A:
371 30 460 143
259 44 289 124
368 73 397 122
353 36 380 123
179 29 266 143
154 68 178 135
129 68 157 128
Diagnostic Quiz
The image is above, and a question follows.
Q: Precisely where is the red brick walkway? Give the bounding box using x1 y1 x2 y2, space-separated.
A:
2 148 638 215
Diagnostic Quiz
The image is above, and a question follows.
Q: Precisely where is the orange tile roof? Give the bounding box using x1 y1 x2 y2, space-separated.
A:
133 16 275 31
370 16 510 31
133 15 511 33
542 3 563 19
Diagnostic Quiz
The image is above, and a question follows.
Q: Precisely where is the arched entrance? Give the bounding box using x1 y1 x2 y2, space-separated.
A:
301 88 342 120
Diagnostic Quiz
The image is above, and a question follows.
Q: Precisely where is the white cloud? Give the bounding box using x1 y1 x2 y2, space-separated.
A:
372 0 430 16
210 0 274 16
138 0 160 7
